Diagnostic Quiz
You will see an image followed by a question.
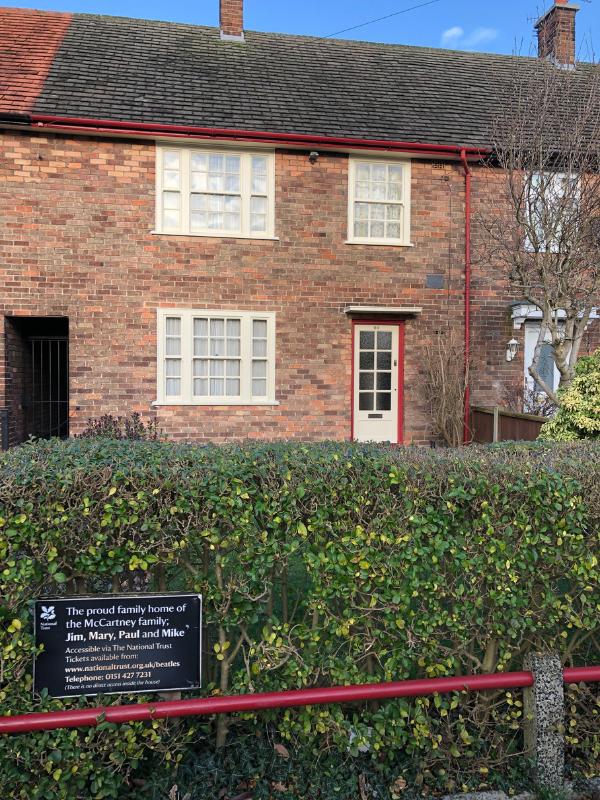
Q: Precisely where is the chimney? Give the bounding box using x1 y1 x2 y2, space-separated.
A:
535 1 579 67
220 0 244 41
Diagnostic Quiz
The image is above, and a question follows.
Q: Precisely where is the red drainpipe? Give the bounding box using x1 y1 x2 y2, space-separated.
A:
460 148 472 444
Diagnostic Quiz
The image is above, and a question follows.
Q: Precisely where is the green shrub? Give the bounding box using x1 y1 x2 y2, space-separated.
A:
540 349 600 441
1 439 598 798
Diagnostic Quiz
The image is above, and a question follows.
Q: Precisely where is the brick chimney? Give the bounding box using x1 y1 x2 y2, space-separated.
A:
220 0 244 41
535 1 579 67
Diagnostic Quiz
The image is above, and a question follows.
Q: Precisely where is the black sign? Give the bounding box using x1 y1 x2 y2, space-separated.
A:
34 593 202 698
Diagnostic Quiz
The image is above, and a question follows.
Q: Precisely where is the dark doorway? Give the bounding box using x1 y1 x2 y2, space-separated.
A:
6 317 69 442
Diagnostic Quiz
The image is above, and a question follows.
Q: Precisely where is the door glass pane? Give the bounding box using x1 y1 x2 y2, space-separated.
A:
377 372 391 390
359 393 374 411
360 351 374 370
376 392 392 411
360 331 375 349
377 331 392 349
377 351 392 370
359 372 374 390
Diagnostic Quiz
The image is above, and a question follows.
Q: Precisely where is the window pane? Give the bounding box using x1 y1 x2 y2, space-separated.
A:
360 331 375 349
253 338 267 357
194 338 208 356
252 360 267 379
226 378 240 396
194 378 208 395
376 393 392 411
354 220 368 238
193 359 209 377
166 378 180 396
354 202 369 220
163 151 180 170
164 170 180 190
377 372 391 390
210 319 225 337
359 372 374 390
250 214 267 232
226 360 240 377
166 337 180 356
211 339 225 356
377 332 392 349
360 351 374 370
253 320 267 338
210 378 224 395
377 352 391 370
191 172 208 192
165 359 180 377
163 191 180 210
359 392 374 411
194 318 208 337
191 153 207 171
225 174 240 192
252 379 267 397
210 361 225 377
166 317 181 336
227 338 241 356
163 210 180 229
386 223 401 239
370 221 385 238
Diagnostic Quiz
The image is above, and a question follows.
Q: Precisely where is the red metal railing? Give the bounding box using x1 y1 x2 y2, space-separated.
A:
1 666 599 735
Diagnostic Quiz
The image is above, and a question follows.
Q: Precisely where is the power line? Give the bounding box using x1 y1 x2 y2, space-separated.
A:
325 0 443 39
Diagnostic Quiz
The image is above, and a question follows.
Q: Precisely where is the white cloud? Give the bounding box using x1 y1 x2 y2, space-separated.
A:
440 25 499 50
441 26 464 47
464 27 499 47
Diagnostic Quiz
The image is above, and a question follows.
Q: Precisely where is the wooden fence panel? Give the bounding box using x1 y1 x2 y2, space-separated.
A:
470 407 546 443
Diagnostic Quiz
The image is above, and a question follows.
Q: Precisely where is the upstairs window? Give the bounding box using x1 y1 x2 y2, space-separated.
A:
156 147 275 238
156 309 276 405
524 171 579 253
348 158 411 246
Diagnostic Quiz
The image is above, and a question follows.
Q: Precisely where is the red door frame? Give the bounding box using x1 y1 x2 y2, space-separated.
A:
350 319 405 445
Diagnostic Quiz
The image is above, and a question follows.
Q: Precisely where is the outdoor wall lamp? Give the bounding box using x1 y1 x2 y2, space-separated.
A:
506 338 519 362
308 151 319 164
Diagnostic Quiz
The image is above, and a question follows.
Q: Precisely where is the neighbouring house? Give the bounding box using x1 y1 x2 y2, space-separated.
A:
0 0 598 446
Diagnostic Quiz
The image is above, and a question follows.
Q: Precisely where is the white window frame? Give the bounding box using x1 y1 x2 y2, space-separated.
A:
156 309 277 405
155 146 276 239
524 171 579 253
347 157 412 246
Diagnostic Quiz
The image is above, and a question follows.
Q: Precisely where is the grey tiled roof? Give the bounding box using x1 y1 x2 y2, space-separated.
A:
30 12 574 148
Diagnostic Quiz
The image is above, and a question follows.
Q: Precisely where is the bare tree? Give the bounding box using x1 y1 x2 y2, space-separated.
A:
477 58 600 403
423 329 471 447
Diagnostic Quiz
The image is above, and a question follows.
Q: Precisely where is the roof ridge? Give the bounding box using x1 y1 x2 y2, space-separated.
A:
0 5 536 62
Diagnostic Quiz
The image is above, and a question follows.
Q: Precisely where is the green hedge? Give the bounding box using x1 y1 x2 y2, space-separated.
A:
1 439 599 799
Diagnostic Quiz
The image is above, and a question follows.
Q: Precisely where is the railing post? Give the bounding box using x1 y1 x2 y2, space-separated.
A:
523 652 565 789
492 406 500 443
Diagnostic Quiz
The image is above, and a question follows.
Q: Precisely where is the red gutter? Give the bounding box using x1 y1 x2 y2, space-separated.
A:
460 148 472 444
29 114 489 159
0 671 533 735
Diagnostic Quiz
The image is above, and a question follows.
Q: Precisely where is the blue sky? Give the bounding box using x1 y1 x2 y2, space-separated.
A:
3 0 598 56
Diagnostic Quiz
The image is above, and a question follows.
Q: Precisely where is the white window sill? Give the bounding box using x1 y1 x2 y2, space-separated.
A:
152 399 280 407
151 230 279 241
345 239 414 248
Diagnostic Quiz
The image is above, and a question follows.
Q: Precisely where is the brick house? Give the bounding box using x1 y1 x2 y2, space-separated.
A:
0 0 597 446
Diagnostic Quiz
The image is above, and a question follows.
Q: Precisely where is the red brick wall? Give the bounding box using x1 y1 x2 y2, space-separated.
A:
0 130 597 445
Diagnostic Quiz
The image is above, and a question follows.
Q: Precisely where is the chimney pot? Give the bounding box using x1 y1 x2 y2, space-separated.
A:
535 1 579 67
220 0 244 41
